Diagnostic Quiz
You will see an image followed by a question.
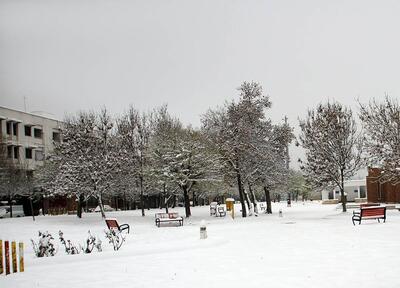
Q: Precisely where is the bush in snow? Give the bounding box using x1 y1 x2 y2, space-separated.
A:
105 229 124 251
31 231 57 257
82 230 102 253
58 230 80 255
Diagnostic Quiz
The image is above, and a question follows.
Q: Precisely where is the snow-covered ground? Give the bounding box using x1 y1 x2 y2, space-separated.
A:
1 201 400 288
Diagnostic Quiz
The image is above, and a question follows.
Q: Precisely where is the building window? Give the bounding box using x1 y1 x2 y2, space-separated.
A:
35 150 44 161
6 122 12 135
13 146 19 159
7 146 12 158
360 186 366 198
25 125 32 136
52 132 60 142
12 123 18 136
25 148 33 159
34 128 42 139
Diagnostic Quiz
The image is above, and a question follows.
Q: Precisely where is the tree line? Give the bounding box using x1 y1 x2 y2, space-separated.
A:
1 83 399 217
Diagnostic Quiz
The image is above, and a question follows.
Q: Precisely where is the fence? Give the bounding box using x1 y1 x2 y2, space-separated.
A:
0 240 24 275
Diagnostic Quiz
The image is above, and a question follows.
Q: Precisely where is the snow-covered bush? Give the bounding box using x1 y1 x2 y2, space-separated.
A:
31 231 57 257
82 230 102 253
105 229 124 251
58 230 80 255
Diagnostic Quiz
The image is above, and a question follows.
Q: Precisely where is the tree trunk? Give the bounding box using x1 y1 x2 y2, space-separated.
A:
264 186 272 214
140 175 145 216
77 194 84 218
172 195 176 208
192 191 196 207
340 168 347 212
29 196 35 221
248 183 258 213
41 196 46 216
236 170 247 217
243 188 252 215
182 185 191 218
97 193 106 219
164 197 169 213
9 197 13 218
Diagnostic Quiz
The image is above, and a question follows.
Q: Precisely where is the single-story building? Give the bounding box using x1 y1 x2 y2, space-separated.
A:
322 179 367 202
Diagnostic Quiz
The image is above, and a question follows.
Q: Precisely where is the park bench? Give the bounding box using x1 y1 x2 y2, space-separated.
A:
352 206 386 225
105 218 130 250
360 203 380 208
216 206 226 217
155 212 184 227
105 218 130 234
210 202 218 216
259 202 266 212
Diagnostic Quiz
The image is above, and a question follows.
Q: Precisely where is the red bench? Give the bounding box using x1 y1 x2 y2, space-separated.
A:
155 212 183 227
105 218 130 234
352 206 386 225
360 203 380 208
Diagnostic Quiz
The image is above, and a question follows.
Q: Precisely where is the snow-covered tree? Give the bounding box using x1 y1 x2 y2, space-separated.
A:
202 82 287 217
359 96 400 184
151 106 221 217
299 102 364 212
117 105 152 216
149 106 183 212
244 121 293 214
40 109 123 218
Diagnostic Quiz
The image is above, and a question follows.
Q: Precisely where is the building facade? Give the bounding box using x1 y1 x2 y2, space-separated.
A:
0 106 62 171
367 168 400 203
321 179 367 202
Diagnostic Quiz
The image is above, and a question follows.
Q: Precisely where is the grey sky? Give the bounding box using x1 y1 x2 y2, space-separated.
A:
1 0 399 166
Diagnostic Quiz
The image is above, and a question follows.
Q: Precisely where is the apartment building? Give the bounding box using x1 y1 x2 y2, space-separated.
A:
0 106 62 171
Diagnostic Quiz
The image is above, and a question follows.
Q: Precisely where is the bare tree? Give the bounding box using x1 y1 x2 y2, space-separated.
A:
359 96 400 184
299 102 364 212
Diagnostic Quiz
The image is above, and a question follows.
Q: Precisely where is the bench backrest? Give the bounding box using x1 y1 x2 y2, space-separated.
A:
360 207 386 217
360 203 380 208
105 218 119 230
155 212 180 219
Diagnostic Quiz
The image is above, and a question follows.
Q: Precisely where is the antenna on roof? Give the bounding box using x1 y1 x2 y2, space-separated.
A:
24 96 27 112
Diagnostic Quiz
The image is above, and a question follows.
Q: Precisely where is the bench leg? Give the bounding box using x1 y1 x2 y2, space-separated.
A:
378 218 380 223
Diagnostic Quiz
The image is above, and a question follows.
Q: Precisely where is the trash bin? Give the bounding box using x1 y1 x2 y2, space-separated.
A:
225 198 235 211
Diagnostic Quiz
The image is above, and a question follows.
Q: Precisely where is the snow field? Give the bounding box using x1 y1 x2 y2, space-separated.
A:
1 202 400 288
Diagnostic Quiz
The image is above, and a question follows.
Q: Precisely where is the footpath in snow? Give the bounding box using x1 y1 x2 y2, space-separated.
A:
1 201 400 288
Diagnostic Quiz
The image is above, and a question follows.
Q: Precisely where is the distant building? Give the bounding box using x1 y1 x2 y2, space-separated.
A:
0 106 62 171
367 168 400 203
321 179 367 202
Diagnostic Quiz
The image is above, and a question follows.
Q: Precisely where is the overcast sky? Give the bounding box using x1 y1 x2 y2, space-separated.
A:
1 0 399 167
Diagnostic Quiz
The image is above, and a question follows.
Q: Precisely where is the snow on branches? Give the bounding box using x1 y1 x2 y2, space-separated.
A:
299 102 364 212
359 96 400 184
